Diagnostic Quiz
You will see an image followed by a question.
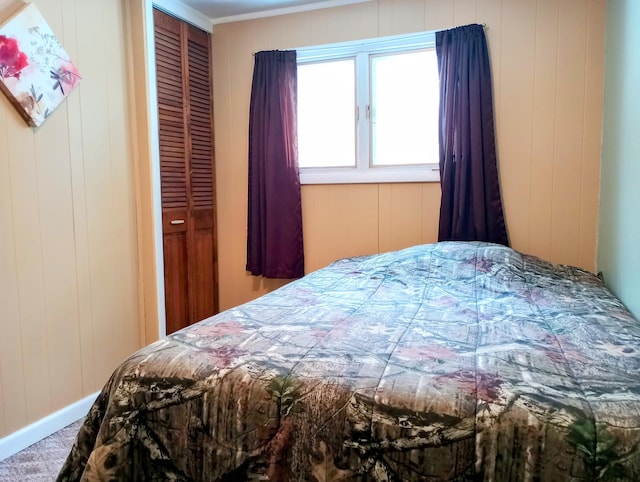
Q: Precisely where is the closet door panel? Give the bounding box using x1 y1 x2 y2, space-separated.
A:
154 8 218 334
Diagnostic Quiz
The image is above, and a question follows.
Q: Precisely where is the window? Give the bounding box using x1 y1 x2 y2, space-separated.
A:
296 32 440 184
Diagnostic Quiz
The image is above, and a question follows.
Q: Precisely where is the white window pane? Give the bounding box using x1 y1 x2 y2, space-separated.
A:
297 59 356 168
371 50 439 166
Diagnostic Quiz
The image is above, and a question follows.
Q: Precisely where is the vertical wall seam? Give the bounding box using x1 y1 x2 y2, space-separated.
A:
32 121 52 417
550 0 561 258
577 1 591 269
65 0 88 399
74 0 96 396
5 111 28 432
527 0 539 254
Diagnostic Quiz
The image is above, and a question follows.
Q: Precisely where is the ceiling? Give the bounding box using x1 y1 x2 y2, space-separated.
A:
178 0 371 24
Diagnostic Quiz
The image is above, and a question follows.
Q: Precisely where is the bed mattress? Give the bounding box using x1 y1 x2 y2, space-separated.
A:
57 242 640 481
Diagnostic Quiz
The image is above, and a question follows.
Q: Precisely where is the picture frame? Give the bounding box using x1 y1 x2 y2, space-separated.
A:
0 2 81 127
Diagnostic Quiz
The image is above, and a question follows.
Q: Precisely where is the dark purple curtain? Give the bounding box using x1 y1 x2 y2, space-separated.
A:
436 24 509 246
247 50 304 278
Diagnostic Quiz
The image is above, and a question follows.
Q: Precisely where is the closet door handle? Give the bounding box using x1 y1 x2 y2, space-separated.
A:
170 219 185 225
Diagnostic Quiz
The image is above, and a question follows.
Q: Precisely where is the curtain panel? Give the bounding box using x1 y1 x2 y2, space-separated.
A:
247 50 304 278
436 24 509 246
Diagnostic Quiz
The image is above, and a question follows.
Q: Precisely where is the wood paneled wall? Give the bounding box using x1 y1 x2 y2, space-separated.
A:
0 0 140 438
212 0 606 310
0 0 608 440
302 183 440 273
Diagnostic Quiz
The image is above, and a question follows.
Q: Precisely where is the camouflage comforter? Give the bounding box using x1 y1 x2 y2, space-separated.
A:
58 242 640 481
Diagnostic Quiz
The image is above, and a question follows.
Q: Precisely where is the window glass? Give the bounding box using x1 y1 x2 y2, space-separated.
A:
370 50 439 167
296 32 440 184
297 59 356 168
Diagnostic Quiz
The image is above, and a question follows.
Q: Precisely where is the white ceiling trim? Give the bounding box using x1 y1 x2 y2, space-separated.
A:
152 0 214 32
211 0 373 25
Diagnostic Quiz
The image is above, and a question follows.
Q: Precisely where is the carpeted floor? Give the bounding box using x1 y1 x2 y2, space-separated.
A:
0 419 82 481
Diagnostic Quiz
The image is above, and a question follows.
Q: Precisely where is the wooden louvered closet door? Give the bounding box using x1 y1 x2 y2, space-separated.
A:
154 8 218 334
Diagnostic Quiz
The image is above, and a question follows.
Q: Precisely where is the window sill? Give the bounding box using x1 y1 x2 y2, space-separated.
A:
299 165 440 185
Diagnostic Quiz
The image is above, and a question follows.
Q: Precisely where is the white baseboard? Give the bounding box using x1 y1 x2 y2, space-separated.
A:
0 392 99 462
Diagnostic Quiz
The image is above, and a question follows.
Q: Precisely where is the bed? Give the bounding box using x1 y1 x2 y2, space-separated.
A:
57 241 640 481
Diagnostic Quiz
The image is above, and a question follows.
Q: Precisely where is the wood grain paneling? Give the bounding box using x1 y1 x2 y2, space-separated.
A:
420 184 441 242
579 0 606 270
76 0 139 386
423 0 453 32
0 371 4 437
213 0 606 312
0 0 606 442
34 117 83 411
379 183 429 253
498 0 536 251
0 0 140 438
8 125 50 424
0 85 28 436
529 0 559 262
379 0 426 36
551 0 588 268
302 184 379 273
452 0 477 26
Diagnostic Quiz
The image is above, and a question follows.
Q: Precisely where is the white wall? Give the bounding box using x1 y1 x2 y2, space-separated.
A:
598 0 640 319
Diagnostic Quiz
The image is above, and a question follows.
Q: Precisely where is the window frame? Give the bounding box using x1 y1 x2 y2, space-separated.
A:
296 31 440 185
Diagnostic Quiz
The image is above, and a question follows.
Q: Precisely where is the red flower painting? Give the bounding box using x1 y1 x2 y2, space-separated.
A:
0 35 28 80
0 3 81 127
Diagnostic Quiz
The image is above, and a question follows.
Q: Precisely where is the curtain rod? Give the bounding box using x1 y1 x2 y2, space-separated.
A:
252 23 487 56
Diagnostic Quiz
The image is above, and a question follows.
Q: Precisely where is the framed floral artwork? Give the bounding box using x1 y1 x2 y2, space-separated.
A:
0 2 80 127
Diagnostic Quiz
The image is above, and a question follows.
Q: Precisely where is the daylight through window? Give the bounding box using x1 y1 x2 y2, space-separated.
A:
296 32 440 184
